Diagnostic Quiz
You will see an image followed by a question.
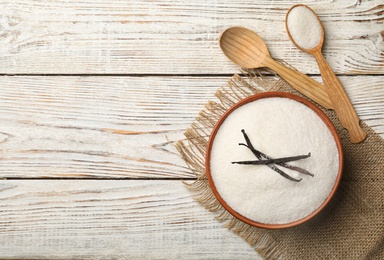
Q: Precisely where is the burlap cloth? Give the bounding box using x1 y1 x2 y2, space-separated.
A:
176 72 384 259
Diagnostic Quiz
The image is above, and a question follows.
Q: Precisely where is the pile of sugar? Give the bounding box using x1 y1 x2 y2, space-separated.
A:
209 97 339 224
287 5 322 50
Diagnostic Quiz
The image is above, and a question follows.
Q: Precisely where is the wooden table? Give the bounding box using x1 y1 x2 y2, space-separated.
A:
0 1 383 258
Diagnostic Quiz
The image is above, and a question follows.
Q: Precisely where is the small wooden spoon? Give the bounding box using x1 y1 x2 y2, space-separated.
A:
219 26 333 110
286 4 366 143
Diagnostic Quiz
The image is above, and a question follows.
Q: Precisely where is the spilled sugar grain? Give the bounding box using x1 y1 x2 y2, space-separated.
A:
209 97 339 224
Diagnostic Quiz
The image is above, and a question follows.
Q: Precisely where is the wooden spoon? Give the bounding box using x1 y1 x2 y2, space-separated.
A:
219 26 333 110
286 4 366 143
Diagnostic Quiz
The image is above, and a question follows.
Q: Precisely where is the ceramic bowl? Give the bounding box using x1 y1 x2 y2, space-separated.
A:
205 92 343 229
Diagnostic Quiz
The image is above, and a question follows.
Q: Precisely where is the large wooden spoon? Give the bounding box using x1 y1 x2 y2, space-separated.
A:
286 4 366 143
219 26 333 110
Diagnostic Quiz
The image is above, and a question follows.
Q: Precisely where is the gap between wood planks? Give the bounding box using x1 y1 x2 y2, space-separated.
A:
2 177 197 180
0 73 383 77
0 73 279 77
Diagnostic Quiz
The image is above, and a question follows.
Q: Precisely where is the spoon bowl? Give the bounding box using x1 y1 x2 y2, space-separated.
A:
286 4 324 53
219 27 269 69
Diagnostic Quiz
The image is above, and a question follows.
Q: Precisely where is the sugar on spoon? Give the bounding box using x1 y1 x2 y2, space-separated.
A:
219 26 333 110
286 4 366 143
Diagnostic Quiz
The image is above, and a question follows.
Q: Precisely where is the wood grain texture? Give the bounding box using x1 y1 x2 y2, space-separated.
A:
0 0 382 74
0 76 382 179
0 180 261 259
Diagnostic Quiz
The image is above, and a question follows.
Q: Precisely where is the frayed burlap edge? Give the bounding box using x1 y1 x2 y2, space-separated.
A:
175 73 288 259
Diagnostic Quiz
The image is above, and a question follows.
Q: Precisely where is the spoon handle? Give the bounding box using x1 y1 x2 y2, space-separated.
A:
312 51 366 143
263 58 333 109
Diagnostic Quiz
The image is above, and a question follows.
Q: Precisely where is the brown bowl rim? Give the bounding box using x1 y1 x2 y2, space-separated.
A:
205 92 343 229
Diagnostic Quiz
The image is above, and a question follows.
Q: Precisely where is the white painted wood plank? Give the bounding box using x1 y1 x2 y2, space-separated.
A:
0 76 382 179
0 76 224 178
0 180 261 259
0 0 382 74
